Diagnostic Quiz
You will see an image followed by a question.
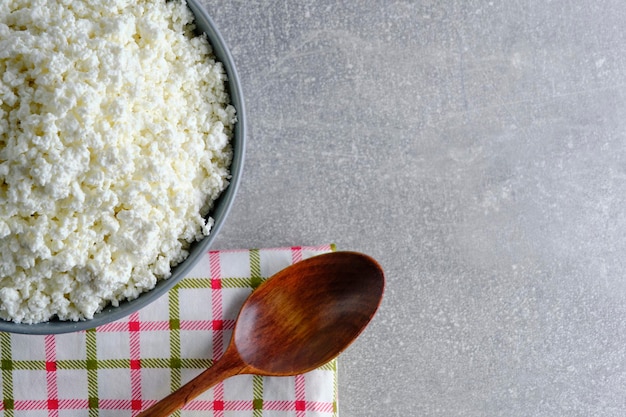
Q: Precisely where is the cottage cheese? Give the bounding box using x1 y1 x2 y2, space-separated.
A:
0 0 236 323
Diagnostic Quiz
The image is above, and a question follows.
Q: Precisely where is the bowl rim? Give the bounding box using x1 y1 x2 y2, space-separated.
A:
0 0 246 335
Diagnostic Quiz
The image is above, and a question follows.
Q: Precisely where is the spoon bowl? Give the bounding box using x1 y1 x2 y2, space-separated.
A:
138 251 384 416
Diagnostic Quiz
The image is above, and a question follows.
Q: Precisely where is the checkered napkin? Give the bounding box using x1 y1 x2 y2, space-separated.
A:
0 245 337 417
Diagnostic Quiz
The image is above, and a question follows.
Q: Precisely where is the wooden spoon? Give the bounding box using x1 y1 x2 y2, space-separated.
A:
138 251 384 416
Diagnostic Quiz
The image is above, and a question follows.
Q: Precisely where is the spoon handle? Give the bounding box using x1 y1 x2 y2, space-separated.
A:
137 348 245 417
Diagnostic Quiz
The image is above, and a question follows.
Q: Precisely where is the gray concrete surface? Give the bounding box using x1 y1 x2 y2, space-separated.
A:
202 1 626 416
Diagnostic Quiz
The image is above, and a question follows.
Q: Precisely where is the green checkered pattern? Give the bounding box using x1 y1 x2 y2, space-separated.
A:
0 246 337 416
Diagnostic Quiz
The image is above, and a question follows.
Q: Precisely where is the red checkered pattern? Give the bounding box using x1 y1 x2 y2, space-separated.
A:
0 246 337 416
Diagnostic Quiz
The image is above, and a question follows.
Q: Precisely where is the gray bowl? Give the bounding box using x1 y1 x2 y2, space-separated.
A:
0 0 246 335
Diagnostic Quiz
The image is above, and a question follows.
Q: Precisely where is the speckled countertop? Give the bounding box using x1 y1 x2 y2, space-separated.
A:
202 1 626 416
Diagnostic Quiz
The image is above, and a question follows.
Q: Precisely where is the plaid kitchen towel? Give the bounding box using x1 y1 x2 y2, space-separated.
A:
0 245 337 417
